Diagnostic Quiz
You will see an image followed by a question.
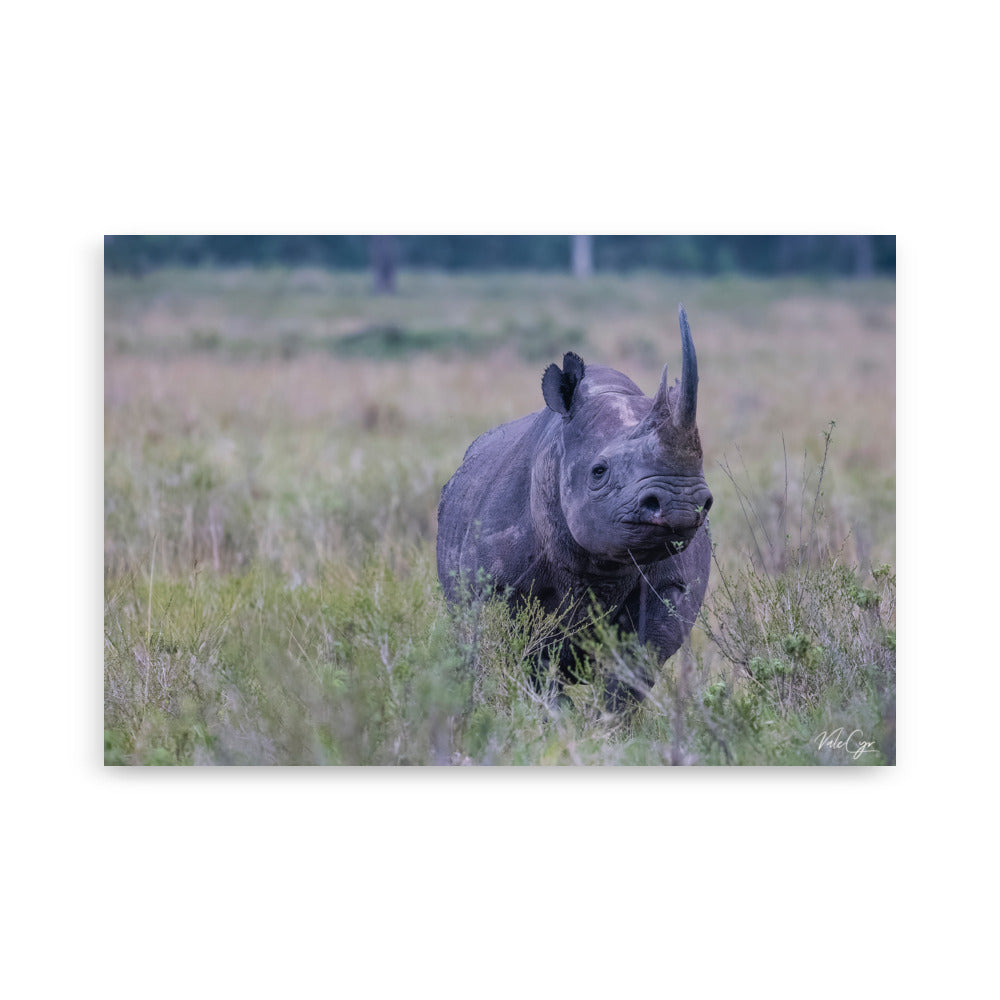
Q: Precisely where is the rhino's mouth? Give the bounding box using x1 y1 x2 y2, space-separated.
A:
621 521 699 558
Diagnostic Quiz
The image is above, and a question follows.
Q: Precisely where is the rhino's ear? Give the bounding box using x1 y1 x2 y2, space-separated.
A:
542 352 585 416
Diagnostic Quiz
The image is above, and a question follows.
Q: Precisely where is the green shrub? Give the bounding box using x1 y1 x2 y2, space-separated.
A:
700 426 895 763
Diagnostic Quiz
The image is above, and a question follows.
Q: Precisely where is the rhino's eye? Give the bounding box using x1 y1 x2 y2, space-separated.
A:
591 462 608 482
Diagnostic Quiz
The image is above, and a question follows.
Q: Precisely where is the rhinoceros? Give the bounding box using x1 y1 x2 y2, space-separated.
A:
436 305 713 702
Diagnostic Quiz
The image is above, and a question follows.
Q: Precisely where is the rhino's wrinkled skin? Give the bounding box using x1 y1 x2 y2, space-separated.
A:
436 305 713 700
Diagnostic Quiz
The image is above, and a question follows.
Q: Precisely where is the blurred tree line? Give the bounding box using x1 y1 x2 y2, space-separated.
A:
104 235 895 278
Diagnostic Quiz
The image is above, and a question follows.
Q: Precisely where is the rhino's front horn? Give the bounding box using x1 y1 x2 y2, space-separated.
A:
674 304 698 429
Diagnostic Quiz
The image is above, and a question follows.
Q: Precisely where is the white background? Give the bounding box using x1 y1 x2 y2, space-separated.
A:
4 2 994 996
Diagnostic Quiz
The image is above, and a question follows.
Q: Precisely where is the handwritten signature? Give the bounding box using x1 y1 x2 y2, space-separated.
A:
815 727 877 760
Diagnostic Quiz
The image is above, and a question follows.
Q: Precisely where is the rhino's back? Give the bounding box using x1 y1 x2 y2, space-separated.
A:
436 411 549 600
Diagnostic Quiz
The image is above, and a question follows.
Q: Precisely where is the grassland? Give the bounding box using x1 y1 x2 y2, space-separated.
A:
104 269 895 765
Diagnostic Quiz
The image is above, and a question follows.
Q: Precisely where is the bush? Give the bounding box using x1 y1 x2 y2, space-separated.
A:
699 425 896 764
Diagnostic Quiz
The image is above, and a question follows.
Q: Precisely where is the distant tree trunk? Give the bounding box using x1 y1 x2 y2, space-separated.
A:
370 236 398 294
777 235 818 273
837 235 874 276
852 235 874 276
571 235 593 278
776 235 799 273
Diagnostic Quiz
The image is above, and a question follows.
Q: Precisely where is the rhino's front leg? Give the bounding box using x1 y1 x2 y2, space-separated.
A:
614 576 685 661
605 533 711 708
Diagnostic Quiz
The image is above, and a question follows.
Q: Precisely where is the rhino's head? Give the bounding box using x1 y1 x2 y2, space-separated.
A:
540 305 713 565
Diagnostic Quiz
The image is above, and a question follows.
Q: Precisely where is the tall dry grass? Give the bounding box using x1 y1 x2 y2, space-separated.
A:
105 270 894 764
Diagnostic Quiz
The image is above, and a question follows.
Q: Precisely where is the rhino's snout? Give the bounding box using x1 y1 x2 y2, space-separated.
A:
637 484 713 533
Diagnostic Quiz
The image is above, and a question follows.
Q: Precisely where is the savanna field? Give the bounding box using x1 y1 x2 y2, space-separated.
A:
104 270 895 764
